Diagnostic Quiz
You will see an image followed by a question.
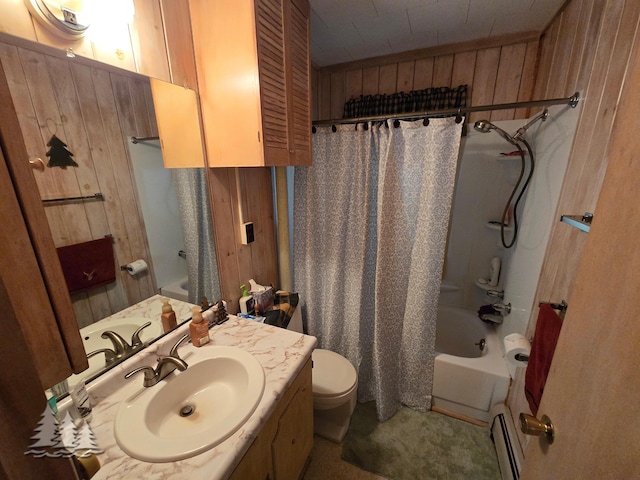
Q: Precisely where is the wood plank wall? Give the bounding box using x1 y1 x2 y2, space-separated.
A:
313 33 540 124
0 41 157 328
507 0 640 451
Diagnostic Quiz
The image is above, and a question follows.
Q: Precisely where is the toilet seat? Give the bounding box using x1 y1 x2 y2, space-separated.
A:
312 349 357 400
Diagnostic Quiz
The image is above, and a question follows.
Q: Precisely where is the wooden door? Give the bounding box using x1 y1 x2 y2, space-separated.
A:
520 37 640 479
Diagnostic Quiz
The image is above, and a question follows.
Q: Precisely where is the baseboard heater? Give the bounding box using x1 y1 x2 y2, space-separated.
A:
490 404 524 480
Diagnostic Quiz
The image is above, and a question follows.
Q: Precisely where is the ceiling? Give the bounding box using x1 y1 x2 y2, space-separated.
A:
309 0 567 67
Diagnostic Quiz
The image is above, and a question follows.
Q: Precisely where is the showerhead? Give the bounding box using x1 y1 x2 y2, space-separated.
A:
473 120 519 145
512 109 548 142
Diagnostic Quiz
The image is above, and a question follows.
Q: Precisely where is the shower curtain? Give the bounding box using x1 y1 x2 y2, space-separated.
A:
173 169 221 305
293 118 462 421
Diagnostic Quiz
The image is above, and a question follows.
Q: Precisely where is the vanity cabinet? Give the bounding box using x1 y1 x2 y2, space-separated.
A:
229 357 313 480
189 0 312 167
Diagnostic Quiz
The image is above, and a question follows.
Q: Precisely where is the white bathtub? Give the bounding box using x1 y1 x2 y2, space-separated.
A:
160 276 189 302
432 305 510 423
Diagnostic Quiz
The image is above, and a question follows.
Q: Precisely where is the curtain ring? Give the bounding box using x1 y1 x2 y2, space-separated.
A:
393 119 400 128
332 125 337 132
312 126 316 134
363 122 369 131
455 109 463 124
423 118 430 126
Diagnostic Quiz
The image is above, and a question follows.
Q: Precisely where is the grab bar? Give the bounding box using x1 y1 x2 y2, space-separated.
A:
539 300 568 319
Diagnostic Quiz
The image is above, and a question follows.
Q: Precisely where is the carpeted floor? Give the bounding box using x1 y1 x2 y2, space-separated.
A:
341 402 501 480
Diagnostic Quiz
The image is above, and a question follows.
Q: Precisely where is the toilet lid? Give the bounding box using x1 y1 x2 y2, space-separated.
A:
312 349 357 397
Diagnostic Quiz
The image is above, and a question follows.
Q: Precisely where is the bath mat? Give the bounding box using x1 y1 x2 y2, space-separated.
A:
341 402 501 480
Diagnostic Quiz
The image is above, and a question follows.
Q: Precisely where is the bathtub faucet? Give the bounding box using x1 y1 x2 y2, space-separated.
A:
492 302 512 315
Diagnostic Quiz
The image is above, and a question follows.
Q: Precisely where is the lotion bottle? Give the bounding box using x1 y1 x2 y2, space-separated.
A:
160 297 177 333
189 306 210 347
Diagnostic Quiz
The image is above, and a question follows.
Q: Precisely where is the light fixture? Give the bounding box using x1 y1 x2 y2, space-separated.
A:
24 0 90 40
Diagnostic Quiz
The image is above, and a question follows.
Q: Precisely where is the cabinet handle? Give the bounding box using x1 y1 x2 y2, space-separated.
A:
291 438 296 445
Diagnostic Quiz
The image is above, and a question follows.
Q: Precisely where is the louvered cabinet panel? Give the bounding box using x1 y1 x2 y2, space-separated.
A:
189 0 311 167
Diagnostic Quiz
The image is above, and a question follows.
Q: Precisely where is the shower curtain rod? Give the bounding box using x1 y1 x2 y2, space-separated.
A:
312 92 579 126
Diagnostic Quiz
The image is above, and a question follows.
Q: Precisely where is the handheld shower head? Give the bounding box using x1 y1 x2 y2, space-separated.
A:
473 120 519 145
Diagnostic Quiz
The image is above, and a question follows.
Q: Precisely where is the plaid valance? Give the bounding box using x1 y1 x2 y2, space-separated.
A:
343 84 468 119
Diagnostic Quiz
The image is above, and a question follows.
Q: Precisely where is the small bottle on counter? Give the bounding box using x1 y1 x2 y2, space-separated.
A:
70 379 92 421
189 306 210 347
160 297 177 333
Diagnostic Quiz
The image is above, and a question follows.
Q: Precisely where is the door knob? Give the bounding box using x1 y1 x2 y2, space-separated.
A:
519 413 554 444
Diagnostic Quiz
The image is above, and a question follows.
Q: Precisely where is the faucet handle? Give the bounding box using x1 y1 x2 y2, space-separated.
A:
487 289 504 299
131 321 152 348
101 330 132 356
87 348 117 365
169 334 190 359
124 366 157 387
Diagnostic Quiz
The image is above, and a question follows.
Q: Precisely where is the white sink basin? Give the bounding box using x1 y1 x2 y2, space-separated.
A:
114 346 265 462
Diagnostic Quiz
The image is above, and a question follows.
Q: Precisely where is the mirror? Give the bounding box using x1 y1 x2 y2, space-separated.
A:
0 36 221 395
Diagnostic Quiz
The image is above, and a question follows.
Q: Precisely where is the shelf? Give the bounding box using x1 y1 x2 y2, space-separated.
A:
560 214 591 233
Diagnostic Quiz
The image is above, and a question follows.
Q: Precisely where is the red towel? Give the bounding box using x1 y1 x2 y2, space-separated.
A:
57 237 116 294
525 304 563 415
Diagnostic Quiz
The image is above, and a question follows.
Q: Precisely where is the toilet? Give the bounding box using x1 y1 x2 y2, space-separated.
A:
311 348 358 442
287 303 359 443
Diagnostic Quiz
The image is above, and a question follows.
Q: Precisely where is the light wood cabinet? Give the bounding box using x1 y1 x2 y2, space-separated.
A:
229 357 313 480
189 0 312 167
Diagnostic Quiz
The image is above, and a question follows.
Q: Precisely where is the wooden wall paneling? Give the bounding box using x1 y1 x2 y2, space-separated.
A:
532 17 560 101
413 58 434 90
329 71 345 119
208 168 242 313
507 0 640 451
432 54 454 87
112 74 157 298
318 70 332 120
514 40 540 119
70 62 130 316
544 5 579 99
451 51 476 89
142 80 159 136
0 0 37 41
31 21 94 59
469 47 500 123
574 0 606 96
0 44 72 245
244 168 278 288
491 43 527 121
345 69 363 101
396 61 415 92
0 58 87 379
362 65 379 95
232 169 255 291
90 22 137 72
160 0 197 89
46 55 114 322
130 0 170 81
311 66 319 121
378 63 397 94
555 0 587 97
96 72 149 304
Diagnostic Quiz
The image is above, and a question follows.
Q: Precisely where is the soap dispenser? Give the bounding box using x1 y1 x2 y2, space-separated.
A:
160 297 177 333
189 306 210 347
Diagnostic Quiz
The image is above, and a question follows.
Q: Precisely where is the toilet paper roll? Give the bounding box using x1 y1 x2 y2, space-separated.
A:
126 259 148 276
503 333 531 366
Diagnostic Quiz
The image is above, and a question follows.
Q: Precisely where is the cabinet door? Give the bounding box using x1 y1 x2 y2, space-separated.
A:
285 0 311 166
271 380 313 479
0 61 87 389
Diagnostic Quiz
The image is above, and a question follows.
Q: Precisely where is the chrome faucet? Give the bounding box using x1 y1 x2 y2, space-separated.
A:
124 334 190 387
492 302 512 315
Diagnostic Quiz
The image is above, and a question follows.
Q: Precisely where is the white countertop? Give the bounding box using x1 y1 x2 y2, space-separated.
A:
66 312 316 479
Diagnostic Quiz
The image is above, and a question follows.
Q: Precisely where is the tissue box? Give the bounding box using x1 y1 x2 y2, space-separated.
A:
251 286 274 314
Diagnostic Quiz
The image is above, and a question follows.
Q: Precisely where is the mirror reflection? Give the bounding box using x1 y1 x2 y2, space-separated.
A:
0 36 220 394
